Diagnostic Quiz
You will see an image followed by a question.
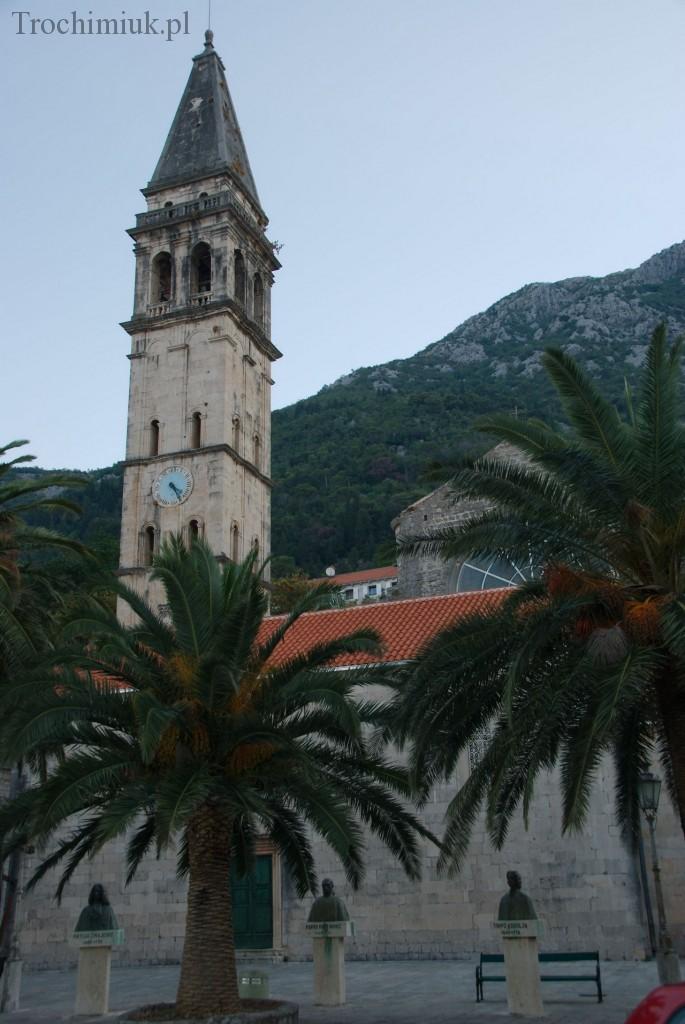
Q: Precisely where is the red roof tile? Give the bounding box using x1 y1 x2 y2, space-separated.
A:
258 589 508 667
311 566 398 587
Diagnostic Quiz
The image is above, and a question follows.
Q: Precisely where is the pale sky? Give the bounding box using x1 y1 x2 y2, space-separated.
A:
2 0 685 469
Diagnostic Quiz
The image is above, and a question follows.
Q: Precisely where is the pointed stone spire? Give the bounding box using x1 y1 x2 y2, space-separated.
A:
148 31 260 205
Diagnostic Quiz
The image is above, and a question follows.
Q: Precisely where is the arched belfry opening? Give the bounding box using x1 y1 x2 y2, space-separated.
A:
188 518 201 542
231 522 240 563
191 242 212 295
253 434 261 471
232 415 240 452
234 250 246 305
151 252 172 303
253 273 264 325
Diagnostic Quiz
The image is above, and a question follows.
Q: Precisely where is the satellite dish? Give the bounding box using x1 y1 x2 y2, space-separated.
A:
325 566 336 577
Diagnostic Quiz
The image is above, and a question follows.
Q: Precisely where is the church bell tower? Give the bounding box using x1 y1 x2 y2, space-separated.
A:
118 30 281 620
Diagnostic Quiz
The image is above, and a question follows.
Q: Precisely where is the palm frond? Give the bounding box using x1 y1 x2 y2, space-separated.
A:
541 347 630 469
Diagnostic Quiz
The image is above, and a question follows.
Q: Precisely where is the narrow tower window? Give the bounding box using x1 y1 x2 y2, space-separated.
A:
232 415 240 452
143 526 156 567
191 411 202 449
253 434 261 471
151 252 172 303
253 273 264 325
188 519 201 542
234 250 246 305
191 242 212 295
231 523 240 563
150 419 160 457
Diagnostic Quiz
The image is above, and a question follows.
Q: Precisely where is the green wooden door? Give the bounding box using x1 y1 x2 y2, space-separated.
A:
231 854 273 949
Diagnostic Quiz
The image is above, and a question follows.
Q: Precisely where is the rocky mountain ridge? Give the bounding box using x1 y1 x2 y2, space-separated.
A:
335 240 685 393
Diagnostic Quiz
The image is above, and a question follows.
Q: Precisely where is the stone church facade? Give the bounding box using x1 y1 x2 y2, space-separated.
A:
17 33 685 971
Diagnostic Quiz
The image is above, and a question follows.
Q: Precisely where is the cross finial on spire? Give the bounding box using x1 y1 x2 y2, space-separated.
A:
204 28 214 50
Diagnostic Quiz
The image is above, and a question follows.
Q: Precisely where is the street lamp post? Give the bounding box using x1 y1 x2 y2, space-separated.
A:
638 772 682 985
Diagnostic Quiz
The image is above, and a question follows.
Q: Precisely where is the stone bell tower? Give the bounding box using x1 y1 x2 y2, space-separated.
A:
118 30 281 621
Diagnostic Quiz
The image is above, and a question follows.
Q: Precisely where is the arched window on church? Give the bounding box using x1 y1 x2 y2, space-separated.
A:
188 518 201 543
190 411 202 449
253 273 264 325
151 252 172 303
234 250 246 306
150 419 160 457
253 434 261 472
231 522 240 563
191 242 212 295
142 525 156 567
232 415 240 453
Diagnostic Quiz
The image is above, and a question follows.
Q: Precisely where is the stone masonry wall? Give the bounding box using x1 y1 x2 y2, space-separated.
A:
18 752 685 969
283 757 685 962
394 484 483 598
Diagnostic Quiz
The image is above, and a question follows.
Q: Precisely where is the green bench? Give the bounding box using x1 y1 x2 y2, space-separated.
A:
476 951 603 1003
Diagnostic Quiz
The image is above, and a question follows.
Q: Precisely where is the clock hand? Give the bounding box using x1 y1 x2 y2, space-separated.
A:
169 481 182 498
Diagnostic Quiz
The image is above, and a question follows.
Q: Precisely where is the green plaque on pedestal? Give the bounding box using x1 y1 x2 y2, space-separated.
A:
73 928 125 947
494 919 542 939
306 921 354 938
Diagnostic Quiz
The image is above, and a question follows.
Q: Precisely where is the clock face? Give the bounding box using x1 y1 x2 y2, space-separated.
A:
153 466 193 507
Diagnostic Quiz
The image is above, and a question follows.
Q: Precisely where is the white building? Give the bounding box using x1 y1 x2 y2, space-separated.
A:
312 566 399 604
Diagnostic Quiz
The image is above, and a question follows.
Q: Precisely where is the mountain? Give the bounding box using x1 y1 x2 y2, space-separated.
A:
23 240 685 577
271 240 685 574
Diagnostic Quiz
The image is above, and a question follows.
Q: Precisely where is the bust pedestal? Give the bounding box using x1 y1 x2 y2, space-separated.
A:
306 921 353 1006
494 920 544 1018
73 929 123 1015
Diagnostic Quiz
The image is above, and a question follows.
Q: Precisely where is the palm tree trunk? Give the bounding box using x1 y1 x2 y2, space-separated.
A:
657 673 685 840
175 805 240 1016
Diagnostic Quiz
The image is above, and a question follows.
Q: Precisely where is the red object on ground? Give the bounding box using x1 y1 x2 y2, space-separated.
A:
624 984 685 1023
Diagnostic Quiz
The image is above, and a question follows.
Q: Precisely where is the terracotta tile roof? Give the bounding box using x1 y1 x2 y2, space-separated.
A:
258 589 508 667
311 566 398 586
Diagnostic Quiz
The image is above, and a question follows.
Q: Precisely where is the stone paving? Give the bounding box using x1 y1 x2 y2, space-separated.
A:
7 957 680 1024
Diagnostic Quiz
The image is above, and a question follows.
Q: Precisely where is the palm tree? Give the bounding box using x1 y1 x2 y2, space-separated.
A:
0 439 83 670
0 439 82 571
0 537 432 1017
0 440 84 987
397 323 685 873
0 438 87 762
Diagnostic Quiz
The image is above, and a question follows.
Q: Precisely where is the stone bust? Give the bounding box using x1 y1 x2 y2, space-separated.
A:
498 871 537 921
75 884 119 933
307 879 350 923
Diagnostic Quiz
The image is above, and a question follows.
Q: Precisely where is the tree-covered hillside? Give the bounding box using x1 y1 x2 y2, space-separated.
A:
18 465 123 569
23 239 685 577
271 240 685 573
